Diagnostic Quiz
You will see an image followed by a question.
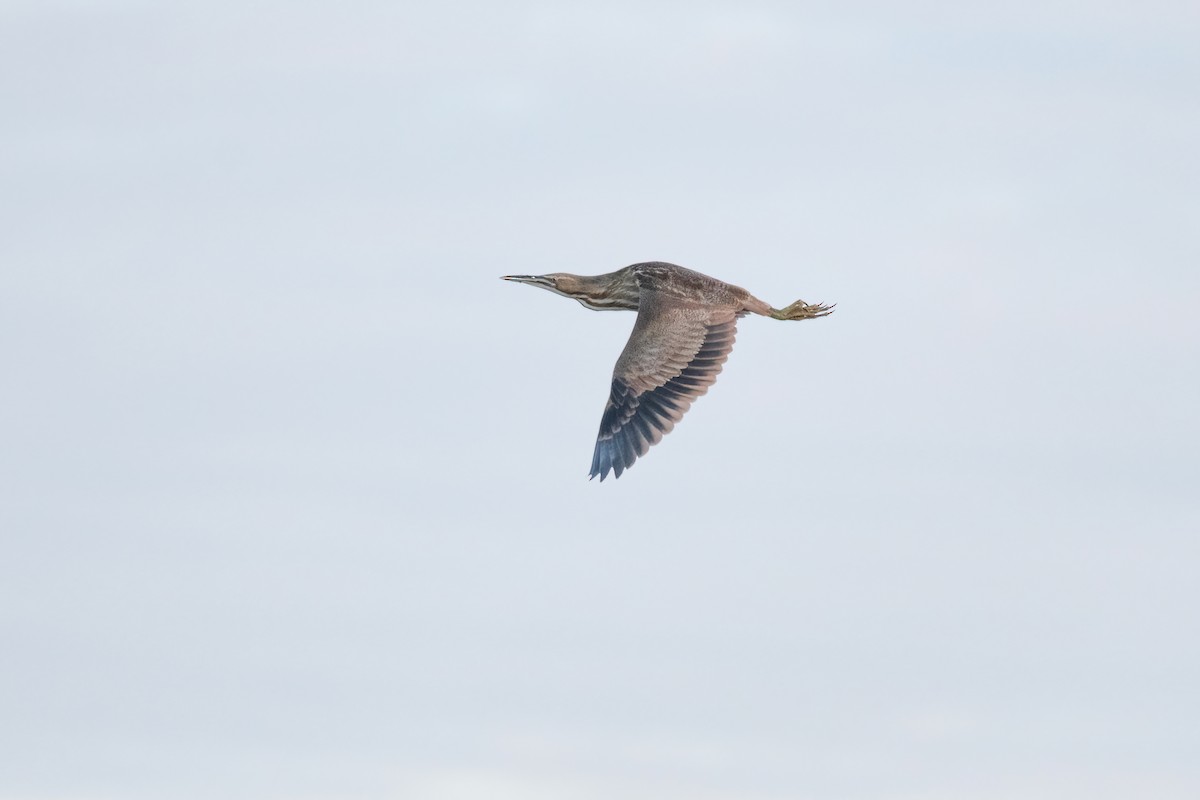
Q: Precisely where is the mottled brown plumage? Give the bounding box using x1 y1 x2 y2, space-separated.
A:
502 261 833 480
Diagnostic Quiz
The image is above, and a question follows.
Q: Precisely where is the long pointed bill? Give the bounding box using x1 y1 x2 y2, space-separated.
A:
501 275 553 287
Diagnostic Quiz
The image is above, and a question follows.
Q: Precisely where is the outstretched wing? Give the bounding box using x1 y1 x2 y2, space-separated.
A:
590 290 738 480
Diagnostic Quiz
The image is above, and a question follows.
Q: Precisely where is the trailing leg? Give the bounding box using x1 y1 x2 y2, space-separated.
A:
769 299 835 320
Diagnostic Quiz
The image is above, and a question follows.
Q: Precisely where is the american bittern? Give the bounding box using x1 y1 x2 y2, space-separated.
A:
503 261 833 481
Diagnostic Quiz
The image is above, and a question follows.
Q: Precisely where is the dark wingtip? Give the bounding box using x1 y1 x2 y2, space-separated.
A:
589 440 620 482
589 446 601 481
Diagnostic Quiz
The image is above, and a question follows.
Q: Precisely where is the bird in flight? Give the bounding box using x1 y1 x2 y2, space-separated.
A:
503 261 833 481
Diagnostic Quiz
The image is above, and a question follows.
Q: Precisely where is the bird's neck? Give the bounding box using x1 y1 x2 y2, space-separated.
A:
569 270 641 311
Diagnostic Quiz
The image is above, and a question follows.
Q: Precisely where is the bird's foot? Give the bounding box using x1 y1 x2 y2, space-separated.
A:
771 300 836 320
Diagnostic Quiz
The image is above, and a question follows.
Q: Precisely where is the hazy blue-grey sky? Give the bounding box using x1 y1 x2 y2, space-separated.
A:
2 2 1198 798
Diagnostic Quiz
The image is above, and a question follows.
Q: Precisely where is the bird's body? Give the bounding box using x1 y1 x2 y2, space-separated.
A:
503 261 833 480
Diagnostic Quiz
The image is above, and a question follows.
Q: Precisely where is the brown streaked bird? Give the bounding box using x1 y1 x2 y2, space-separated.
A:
502 261 833 481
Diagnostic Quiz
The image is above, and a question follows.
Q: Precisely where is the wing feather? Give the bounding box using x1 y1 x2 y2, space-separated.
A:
590 290 738 480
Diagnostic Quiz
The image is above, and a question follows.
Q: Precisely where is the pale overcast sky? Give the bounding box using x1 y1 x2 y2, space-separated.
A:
1 2 1198 799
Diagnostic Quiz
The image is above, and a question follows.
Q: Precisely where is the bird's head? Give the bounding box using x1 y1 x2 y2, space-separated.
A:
502 270 637 311
501 273 587 301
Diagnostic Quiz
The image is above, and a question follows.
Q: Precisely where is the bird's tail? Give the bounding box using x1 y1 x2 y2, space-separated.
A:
769 299 836 320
